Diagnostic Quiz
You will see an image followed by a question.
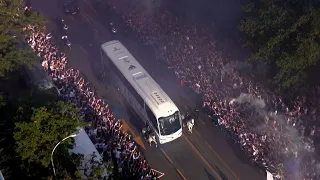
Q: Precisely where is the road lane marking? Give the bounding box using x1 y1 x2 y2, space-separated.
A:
80 10 110 37
120 120 146 150
79 45 87 53
81 12 91 24
196 115 206 125
183 135 222 180
77 5 233 180
176 169 187 180
205 141 240 180
81 12 100 31
160 148 187 180
83 0 98 15
193 129 201 137
160 148 173 164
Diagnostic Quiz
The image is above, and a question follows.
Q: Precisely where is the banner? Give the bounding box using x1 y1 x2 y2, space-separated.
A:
266 170 274 180
151 168 165 179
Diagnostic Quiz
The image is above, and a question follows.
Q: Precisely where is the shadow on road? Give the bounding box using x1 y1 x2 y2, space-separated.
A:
204 168 218 180
225 136 263 174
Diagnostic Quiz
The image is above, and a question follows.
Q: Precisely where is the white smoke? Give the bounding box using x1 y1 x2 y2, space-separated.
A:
220 61 249 82
231 93 316 179
230 93 266 109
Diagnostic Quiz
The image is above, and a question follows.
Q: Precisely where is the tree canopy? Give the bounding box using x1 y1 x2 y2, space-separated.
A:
1 90 109 179
0 1 112 179
0 1 49 177
13 101 84 167
0 0 46 78
239 0 320 94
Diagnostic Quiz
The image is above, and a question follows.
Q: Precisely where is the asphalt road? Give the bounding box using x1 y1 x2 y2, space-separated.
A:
29 0 266 179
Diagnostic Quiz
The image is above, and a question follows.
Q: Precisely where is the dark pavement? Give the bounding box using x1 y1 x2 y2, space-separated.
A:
29 0 266 179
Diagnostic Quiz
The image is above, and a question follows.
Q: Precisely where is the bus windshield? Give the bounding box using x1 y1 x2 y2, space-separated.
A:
158 111 181 136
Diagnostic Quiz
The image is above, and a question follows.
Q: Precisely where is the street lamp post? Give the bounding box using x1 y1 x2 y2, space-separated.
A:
51 134 77 178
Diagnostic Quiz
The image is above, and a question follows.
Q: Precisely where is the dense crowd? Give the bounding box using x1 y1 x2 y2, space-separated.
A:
23 7 161 180
102 1 320 179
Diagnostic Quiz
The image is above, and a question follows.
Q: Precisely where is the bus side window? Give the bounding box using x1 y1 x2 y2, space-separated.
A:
145 105 158 132
128 85 144 107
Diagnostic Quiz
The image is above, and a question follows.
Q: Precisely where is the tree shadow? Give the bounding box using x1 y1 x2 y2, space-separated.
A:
204 168 217 180
225 136 263 173
204 165 229 180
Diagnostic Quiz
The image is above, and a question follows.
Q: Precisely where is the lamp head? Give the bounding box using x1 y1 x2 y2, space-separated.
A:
69 134 77 138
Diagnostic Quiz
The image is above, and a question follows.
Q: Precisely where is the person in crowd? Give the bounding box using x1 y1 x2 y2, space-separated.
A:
25 3 320 179
23 7 159 179
98 2 320 179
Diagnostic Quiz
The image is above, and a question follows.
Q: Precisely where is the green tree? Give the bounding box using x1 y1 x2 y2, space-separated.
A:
13 101 84 167
0 0 46 77
239 0 320 93
0 1 88 179
0 87 58 179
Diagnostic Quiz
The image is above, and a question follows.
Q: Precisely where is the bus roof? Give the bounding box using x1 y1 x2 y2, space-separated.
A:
101 40 178 119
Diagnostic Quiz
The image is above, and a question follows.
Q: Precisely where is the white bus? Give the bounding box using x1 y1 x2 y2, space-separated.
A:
100 40 182 144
